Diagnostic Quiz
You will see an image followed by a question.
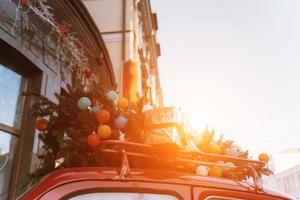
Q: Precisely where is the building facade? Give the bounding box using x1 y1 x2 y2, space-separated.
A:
83 0 163 106
0 0 114 199
263 164 300 199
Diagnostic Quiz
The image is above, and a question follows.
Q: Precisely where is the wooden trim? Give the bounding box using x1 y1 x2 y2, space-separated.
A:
0 122 20 136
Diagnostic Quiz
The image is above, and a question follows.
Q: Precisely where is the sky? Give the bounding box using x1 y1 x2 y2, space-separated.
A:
151 0 300 173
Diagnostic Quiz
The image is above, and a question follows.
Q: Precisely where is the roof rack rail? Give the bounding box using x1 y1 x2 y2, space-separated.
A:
99 140 264 192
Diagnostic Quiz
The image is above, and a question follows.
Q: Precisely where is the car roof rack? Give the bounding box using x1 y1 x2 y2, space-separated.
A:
98 140 264 192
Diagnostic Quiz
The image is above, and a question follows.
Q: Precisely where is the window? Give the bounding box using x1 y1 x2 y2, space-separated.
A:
0 64 26 128
0 64 26 199
0 131 18 199
67 192 179 200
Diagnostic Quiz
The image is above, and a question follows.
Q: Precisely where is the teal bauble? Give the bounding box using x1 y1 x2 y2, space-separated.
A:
106 90 119 101
77 97 91 110
115 116 128 129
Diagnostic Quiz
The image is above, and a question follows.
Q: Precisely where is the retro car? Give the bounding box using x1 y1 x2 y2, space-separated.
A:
20 140 293 200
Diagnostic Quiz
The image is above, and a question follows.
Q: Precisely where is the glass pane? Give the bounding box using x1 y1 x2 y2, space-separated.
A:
0 130 18 200
68 192 179 200
0 64 25 128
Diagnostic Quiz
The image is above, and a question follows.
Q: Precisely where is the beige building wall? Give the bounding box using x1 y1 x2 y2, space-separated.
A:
83 0 141 94
83 0 162 106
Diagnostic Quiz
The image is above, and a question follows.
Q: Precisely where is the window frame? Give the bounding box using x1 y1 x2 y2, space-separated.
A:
0 122 20 137
0 62 29 200
0 39 43 200
36 180 189 200
194 187 282 200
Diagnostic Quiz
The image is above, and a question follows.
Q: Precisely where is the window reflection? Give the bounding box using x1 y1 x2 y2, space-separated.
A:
0 64 25 128
0 130 18 200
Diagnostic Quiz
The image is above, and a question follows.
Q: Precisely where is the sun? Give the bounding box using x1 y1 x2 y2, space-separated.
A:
181 107 209 134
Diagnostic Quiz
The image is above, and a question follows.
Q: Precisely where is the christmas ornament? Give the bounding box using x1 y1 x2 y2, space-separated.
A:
142 104 153 112
21 0 29 5
117 97 129 110
35 118 49 132
84 70 92 79
106 90 118 101
87 133 101 149
196 165 208 176
57 24 69 37
208 166 222 177
91 106 100 113
77 97 91 110
98 125 112 139
259 153 270 162
96 109 110 123
119 133 126 141
115 116 128 129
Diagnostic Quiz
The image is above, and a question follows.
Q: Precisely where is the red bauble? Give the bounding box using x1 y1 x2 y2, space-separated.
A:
35 118 48 132
84 70 92 79
87 133 101 149
57 24 69 37
21 0 29 5
96 109 110 123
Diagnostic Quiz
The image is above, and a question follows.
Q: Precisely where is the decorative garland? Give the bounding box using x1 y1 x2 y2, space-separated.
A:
10 0 89 77
191 128 273 179
26 71 144 178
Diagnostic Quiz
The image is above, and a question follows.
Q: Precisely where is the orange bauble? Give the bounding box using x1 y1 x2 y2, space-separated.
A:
96 109 110 123
117 97 129 110
87 133 101 149
208 166 223 177
209 144 221 154
35 118 49 132
259 153 270 162
98 125 112 139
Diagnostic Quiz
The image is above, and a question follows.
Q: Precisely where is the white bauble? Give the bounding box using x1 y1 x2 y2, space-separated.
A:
196 165 208 176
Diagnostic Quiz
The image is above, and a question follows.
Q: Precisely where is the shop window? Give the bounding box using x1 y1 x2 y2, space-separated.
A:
0 64 27 199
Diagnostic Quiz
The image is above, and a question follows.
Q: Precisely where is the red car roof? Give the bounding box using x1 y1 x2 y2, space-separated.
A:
21 167 292 200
